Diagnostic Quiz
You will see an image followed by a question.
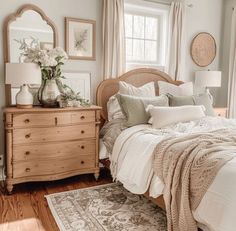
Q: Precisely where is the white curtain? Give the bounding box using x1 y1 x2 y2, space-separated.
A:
227 8 236 118
165 2 185 81
102 0 126 79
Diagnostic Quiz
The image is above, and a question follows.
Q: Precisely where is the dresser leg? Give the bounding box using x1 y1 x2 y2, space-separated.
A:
94 172 99 181
6 183 13 195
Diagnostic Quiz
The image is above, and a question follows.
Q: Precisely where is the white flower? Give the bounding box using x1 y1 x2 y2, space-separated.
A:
40 55 57 66
48 47 68 60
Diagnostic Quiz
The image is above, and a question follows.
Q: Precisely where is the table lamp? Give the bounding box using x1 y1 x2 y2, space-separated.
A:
5 63 42 109
195 70 221 102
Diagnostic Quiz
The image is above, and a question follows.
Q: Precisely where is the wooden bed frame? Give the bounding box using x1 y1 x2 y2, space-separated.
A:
96 68 183 210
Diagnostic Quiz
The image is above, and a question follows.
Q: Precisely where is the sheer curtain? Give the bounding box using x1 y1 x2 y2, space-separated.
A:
102 0 126 79
165 2 185 81
227 8 236 118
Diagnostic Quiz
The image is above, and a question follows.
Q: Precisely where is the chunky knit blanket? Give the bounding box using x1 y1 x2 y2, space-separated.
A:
153 128 236 231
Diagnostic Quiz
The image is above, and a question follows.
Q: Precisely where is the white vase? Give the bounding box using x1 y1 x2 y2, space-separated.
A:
16 84 33 108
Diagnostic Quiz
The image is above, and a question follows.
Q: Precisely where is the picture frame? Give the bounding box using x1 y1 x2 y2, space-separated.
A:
62 71 91 102
65 17 96 60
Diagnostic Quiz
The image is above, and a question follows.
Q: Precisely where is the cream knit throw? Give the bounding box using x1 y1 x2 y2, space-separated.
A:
153 128 236 231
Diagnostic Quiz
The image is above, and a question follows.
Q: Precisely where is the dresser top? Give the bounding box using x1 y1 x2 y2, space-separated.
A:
4 105 102 113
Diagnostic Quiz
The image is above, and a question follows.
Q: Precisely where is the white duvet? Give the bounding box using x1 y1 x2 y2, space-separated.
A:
110 116 236 231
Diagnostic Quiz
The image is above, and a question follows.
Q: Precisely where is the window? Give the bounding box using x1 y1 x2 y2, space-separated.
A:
124 1 169 70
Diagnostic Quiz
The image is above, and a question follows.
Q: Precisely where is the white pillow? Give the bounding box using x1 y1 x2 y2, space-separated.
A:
107 82 156 121
158 81 193 96
119 81 155 97
146 105 205 129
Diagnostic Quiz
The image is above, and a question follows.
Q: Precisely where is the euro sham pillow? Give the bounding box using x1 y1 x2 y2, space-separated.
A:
107 81 156 121
158 81 194 96
116 94 169 127
168 93 215 116
147 105 206 129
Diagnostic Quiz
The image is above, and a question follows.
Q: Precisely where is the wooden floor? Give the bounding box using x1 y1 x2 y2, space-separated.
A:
0 169 112 231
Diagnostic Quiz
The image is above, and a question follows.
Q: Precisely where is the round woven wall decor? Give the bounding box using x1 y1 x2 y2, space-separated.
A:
190 32 216 67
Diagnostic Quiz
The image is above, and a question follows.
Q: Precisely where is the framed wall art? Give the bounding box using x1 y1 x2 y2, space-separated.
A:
62 71 91 101
190 32 216 67
65 17 96 60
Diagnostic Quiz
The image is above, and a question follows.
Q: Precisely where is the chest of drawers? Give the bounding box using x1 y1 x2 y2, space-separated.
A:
4 106 101 193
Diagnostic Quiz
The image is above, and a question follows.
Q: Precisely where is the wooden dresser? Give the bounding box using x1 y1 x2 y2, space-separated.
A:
4 106 101 193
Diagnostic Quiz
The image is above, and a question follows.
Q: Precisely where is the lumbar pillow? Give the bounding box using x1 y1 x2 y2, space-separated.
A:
147 105 206 129
158 81 193 96
107 82 156 121
116 94 169 127
168 93 215 116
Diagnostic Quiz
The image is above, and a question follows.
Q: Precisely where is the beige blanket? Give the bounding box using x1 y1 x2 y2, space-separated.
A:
153 128 236 231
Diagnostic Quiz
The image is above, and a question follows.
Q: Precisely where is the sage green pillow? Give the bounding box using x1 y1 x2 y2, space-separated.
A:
168 94 194 106
116 94 169 127
167 93 215 116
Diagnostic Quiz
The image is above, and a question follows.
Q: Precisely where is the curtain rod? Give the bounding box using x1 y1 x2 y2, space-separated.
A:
143 0 194 8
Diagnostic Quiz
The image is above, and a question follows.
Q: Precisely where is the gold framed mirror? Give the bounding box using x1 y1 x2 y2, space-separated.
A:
3 4 59 106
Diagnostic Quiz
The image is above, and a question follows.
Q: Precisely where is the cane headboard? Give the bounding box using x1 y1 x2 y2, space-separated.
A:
96 68 183 121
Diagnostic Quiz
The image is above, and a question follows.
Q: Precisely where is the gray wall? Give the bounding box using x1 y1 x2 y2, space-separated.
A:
0 0 103 162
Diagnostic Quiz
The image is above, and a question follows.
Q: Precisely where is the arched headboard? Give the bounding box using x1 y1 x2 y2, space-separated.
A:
96 68 183 121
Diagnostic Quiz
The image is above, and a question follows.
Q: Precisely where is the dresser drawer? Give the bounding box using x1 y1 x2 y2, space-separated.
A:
13 155 95 178
13 111 95 127
13 139 96 161
13 124 95 145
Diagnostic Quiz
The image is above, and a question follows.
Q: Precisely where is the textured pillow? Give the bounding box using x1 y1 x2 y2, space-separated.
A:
107 82 156 121
116 94 169 127
158 81 193 96
168 93 215 116
147 105 206 129
192 93 215 116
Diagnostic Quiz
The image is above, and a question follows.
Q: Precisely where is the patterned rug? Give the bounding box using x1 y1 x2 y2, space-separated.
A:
45 183 167 231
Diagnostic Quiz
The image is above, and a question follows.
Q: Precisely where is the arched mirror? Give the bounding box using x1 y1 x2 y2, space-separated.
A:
3 4 59 105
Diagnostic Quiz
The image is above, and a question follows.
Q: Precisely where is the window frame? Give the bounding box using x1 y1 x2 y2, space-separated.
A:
124 0 169 71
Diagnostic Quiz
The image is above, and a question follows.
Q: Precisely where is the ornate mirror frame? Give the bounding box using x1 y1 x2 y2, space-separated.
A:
3 4 59 106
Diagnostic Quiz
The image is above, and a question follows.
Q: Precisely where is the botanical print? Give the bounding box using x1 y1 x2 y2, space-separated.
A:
74 29 88 52
66 18 96 60
46 183 167 231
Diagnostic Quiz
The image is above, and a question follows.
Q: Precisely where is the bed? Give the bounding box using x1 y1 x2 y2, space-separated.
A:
96 68 236 231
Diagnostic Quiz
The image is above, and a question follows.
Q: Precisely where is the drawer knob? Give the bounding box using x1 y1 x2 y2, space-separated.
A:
80 115 85 120
25 168 31 172
81 130 85 134
24 119 30 123
81 161 84 164
25 134 31 139
25 151 30 155
81 145 85 149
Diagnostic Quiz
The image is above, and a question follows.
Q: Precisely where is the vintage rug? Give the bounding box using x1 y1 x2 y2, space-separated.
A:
45 183 167 231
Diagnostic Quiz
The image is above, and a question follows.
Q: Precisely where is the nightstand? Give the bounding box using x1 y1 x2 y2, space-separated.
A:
214 107 228 118
4 106 101 193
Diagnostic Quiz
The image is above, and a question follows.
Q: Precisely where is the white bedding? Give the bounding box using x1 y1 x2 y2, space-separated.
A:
110 116 236 231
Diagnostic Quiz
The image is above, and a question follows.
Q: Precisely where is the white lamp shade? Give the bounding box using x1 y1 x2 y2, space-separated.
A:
5 63 42 87
195 71 221 88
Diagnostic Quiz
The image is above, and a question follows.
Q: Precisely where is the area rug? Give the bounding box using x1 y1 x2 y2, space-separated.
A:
45 183 167 231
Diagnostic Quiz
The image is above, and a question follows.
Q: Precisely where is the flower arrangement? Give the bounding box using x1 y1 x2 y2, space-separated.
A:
15 37 68 81
15 37 91 107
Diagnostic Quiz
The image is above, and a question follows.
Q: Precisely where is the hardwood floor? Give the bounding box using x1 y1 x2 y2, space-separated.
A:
0 169 112 231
